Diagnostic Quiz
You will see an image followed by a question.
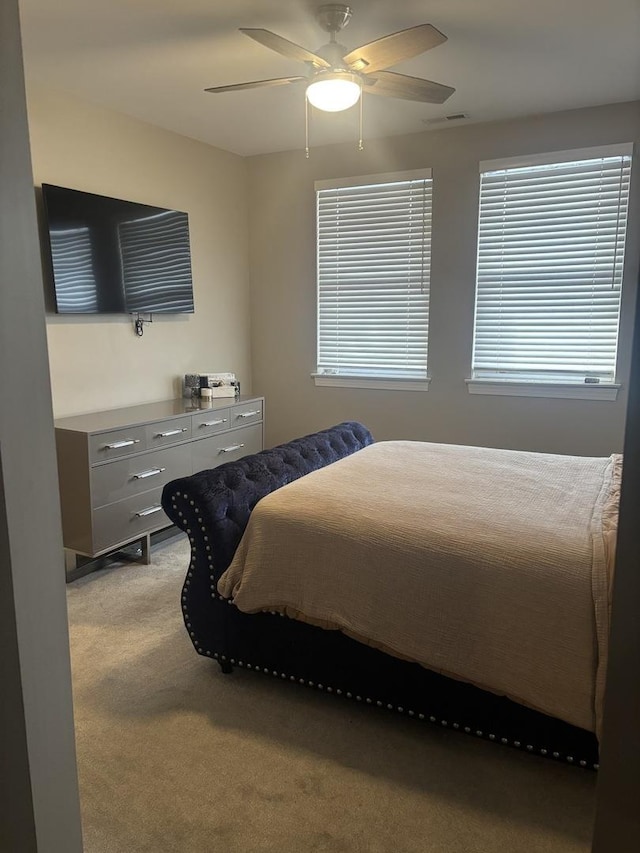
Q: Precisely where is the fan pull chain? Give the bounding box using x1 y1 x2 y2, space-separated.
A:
304 89 364 157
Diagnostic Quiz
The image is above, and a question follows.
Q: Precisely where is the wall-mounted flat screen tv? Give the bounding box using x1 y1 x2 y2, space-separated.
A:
41 184 195 314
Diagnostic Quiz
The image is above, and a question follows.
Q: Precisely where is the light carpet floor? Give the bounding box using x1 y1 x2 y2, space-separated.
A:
66 534 596 853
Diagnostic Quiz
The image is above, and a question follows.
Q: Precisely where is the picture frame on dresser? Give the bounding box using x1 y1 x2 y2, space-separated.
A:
54 396 264 580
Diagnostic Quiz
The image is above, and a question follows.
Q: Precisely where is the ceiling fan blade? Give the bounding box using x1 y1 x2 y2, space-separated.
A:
240 28 330 69
343 24 447 74
205 76 306 94
365 71 455 104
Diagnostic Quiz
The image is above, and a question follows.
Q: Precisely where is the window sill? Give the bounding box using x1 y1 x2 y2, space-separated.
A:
312 374 431 392
466 379 620 401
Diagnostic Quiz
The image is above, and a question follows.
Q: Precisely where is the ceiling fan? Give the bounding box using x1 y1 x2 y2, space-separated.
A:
205 3 455 114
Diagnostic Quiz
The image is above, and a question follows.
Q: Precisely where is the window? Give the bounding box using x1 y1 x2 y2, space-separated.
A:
469 144 632 399
314 170 432 390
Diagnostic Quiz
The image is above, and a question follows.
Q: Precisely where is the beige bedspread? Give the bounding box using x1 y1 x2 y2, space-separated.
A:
218 441 621 735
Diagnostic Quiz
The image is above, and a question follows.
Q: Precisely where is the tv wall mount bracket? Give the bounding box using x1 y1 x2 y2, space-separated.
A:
133 313 153 337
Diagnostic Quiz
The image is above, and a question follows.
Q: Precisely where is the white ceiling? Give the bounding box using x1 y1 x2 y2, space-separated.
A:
19 0 640 157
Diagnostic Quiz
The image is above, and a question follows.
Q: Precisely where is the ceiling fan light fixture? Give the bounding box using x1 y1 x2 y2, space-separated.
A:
306 72 361 112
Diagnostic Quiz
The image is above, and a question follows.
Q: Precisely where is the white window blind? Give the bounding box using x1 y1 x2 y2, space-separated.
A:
316 170 431 380
472 145 632 384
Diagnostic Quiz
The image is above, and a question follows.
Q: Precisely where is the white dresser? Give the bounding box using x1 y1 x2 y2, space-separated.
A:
55 396 264 574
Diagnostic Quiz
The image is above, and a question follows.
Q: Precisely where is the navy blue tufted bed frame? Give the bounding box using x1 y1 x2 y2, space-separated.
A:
161 421 599 769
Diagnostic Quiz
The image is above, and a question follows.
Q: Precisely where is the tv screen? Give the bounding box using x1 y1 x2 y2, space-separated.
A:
41 184 195 314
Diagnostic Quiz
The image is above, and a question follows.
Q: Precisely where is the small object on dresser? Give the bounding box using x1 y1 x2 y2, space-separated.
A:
200 387 213 400
208 387 237 398
198 372 238 398
183 373 201 399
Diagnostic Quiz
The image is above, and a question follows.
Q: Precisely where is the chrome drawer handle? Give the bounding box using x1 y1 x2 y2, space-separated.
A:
103 439 140 450
236 411 261 419
155 428 188 438
219 443 245 453
134 505 164 518
132 467 166 480
199 419 227 427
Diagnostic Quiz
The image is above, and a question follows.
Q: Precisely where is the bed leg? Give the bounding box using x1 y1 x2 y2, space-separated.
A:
218 660 233 674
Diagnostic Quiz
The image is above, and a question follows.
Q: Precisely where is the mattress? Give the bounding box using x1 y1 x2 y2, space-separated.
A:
218 440 621 735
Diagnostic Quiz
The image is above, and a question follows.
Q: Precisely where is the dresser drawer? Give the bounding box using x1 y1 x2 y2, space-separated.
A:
89 425 147 464
92 487 169 553
192 424 263 473
145 415 192 449
228 400 264 428
91 443 192 509
191 408 231 436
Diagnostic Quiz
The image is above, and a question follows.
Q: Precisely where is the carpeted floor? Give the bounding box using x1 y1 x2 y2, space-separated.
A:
66 534 596 853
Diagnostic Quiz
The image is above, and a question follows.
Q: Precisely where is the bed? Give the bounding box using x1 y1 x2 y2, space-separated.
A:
161 421 620 769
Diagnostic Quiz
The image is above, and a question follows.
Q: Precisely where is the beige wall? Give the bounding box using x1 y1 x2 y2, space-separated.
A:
27 86 251 418
248 101 640 456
